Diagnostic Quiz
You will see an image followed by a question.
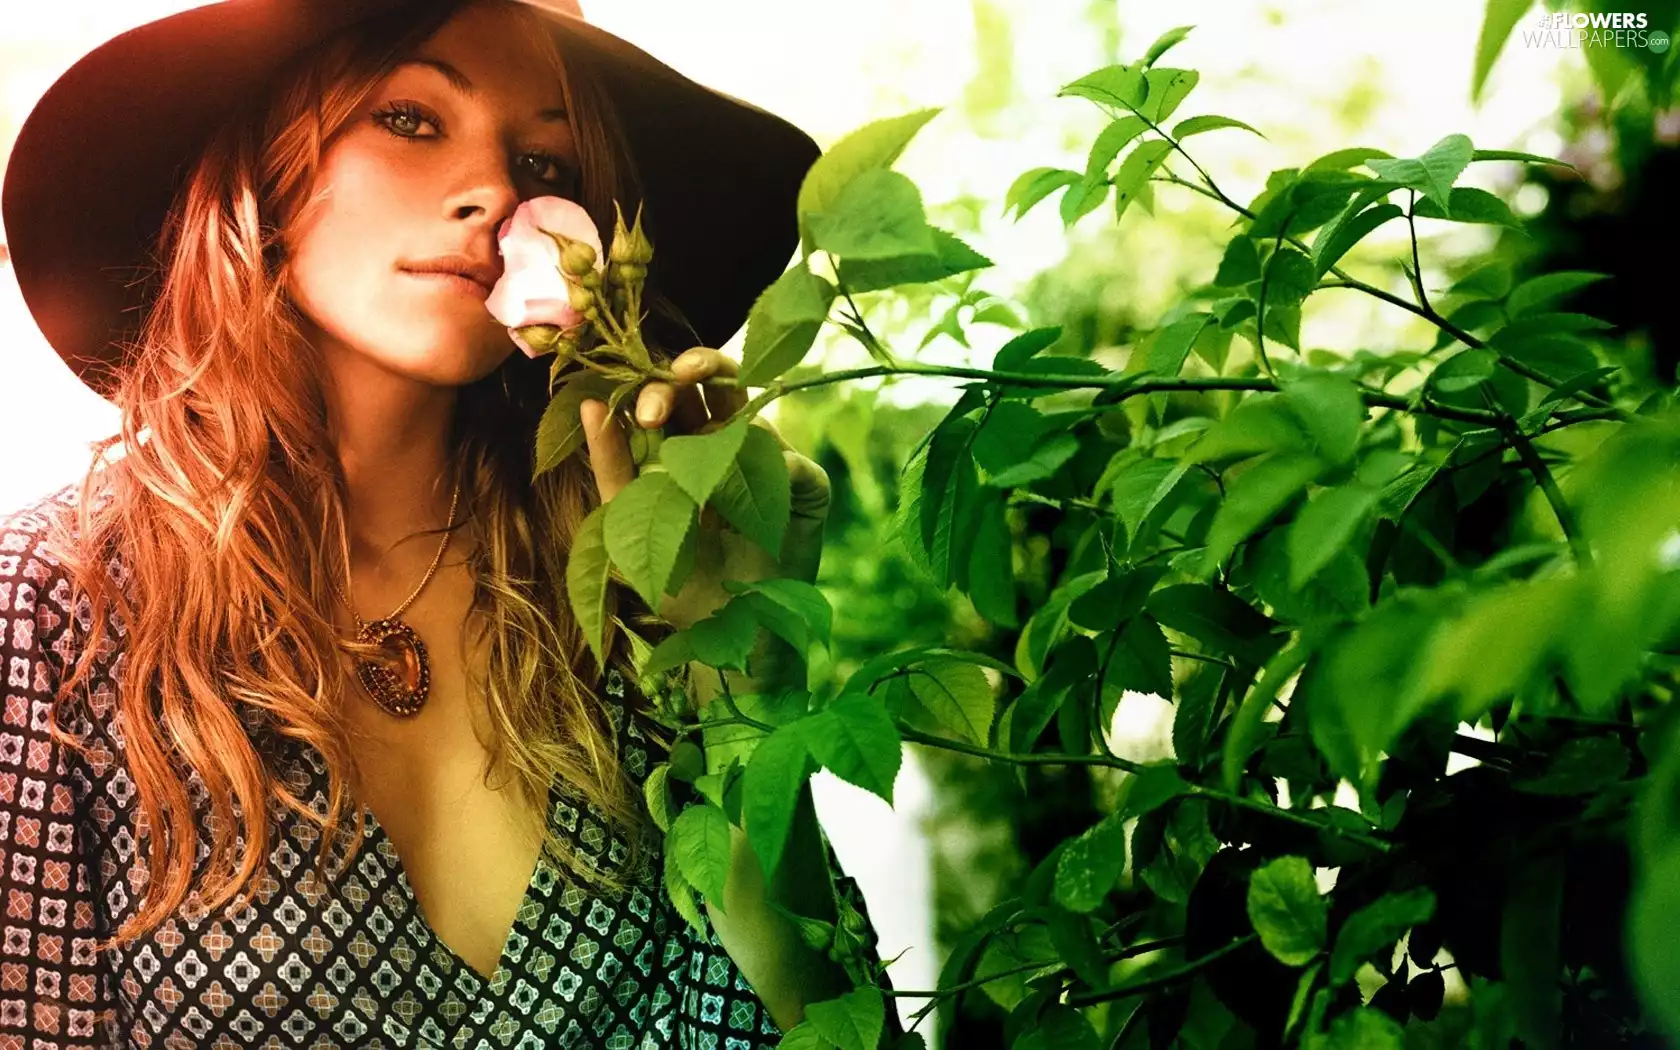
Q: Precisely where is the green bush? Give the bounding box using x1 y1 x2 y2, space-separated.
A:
552 22 1680 1050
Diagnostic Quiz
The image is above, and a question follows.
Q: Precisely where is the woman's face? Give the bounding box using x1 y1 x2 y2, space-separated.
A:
284 3 581 387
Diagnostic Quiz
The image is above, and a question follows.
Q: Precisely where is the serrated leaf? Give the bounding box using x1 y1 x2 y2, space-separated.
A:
566 504 612 668
1289 483 1380 589
1248 855 1328 965
1142 24 1195 67
1329 888 1436 985
1005 167 1082 220
1311 202 1403 277
1366 133 1473 214
1054 812 1128 913
797 108 942 255
1059 63 1148 110
1173 114 1265 140
806 168 937 261
663 844 707 935
1412 185 1520 227
739 265 837 386
837 226 993 293
1113 139 1175 224
603 473 697 610
1138 68 1199 123
534 372 619 479
1506 270 1611 318
800 692 902 803
671 804 734 911
742 724 813 879
1201 452 1324 575
806 986 886 1050
658 418 751 506
908 656 996 746
711 424 793 556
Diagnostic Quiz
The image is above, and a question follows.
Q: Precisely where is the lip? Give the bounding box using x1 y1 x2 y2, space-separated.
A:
403 269 493 301
401 254 501 299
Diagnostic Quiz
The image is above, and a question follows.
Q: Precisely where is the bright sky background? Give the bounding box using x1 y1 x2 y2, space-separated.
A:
0 0 1599 1035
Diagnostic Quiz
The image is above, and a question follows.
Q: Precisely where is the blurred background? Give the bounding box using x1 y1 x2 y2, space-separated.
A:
4 0 1673 1041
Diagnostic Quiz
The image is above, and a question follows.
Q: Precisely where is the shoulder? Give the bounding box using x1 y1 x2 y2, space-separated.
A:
1 482 86 653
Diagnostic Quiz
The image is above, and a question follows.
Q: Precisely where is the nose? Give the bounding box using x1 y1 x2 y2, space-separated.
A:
444 156 521 245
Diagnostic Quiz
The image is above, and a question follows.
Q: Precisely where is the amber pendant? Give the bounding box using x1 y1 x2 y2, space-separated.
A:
352 618 431 717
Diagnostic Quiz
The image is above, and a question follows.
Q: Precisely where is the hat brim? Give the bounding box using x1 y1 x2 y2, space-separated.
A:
1 0 819 400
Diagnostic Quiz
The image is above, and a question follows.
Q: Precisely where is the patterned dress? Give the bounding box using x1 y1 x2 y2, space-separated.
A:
0 483 895 1049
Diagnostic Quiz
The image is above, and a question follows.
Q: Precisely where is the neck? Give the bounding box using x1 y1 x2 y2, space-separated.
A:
319 343 463 572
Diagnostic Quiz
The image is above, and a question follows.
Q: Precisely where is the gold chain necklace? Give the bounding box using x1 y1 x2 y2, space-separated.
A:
327 474 463 717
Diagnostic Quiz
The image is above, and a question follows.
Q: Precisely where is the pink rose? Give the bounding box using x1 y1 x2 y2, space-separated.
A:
486 196 605 356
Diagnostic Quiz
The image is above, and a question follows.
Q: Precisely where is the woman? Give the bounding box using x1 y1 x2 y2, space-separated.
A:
0 0 898 1045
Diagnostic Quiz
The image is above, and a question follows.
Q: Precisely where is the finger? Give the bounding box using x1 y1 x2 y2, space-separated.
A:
581 399 637 502
634 381 676 429
672 347 749 421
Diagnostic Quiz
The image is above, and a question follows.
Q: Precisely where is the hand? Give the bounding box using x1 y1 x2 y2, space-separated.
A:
578 347 831 633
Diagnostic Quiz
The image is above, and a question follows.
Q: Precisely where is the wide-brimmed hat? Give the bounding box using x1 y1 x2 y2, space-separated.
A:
1 0 819 401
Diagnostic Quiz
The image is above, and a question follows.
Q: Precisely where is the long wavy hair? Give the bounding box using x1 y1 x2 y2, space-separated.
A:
40 0 694 951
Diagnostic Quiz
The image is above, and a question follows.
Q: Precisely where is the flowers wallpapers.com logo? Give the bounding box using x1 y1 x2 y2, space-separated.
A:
1523 10 1671 52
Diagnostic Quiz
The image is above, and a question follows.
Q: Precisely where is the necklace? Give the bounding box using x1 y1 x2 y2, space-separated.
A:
327 474 463 717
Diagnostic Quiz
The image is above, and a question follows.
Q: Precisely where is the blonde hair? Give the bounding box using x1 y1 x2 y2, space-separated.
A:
42 0 689 951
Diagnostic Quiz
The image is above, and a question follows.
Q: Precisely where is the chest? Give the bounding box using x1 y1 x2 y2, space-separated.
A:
337 590 549 983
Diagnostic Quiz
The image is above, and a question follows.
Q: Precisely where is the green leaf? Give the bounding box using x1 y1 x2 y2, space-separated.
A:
1412 186 1520 227
1122 762 1191 819
801 692 902 804
658 417 751 506
797 108 942 255
663 844 707 935
1214 236 1261 286
1146 313 1213 377
1471 0 1532 103
1451 260 1514 299
1173 114 1265 141
1311 202 1403 277
1148 583 1284 666
566 505 612 669
685 598 760 672
1305 147 1394 172
1054 812 1128 913
994 326 1064 369
1100 615 1175 706
1015 1003 1102 1050
603 473 698 610
1505 270 1611 318
1248 856 1328 966
534 372 619 479
671 803 734 911
806 168 937 261
729 577 833 652
1329 888 1436 985
1084 116 1150 184
1223 638 1315 791
640 630 695 680
1138 68 1199 123
1260 247 1319 308
837 226 994 293
1323 1007 1405 1050
1004 167 1082 220
1113 139 1175 224
1470 148 1579 173
1289 483 1380 590
1365 133 1474 213
1141 24 1195 67
1060 173 1111 228
1201 452 1324 576
1281 372 1366 466
711 424 793 556
907 656 997 746
1631 843 1680 1042
1009 636 1097 752
1185 394 1313 466
644 763 675 833
985 433 1080 488
742 724 813 879
1403 575 1572 724
806 986 886 1050
967 495 1018 628
1502 856 1564 1050
738 265 837 386
1059 63 1148 110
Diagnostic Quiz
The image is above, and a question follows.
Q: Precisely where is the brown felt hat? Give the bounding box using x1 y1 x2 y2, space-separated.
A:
1 0 819 401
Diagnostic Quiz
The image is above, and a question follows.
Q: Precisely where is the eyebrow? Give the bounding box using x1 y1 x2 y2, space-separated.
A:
396 56 569 122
